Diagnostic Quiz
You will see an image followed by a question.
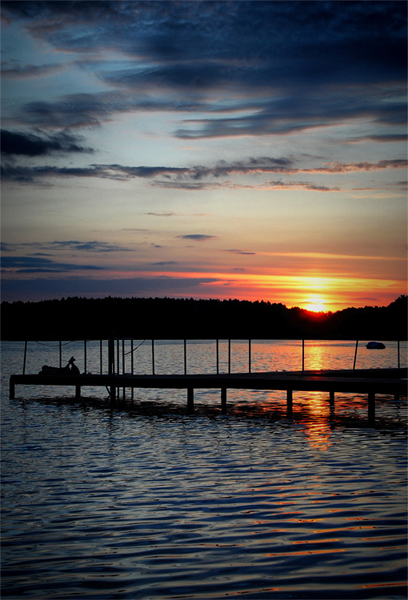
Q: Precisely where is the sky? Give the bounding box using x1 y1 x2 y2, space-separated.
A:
1 0 407 311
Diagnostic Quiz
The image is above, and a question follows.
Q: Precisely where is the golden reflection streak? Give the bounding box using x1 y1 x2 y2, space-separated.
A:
266 548 346 556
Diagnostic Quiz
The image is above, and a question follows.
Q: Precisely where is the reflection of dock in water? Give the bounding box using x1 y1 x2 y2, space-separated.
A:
9 367 407 423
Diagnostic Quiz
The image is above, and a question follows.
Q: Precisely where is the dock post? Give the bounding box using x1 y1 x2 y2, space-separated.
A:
108 338 116 402
329 390 335 405
248 339 251 374
187 387 194 413
368 392 375 423
23 341 28 375
221 388 227 414
75 385 81 399
152 339 155 375
287 389 293 416
131 339 134 402
216 339 219 374
353 340 359 370
228 339 231 374
59 340 62 369
302 339 305 372
184 339 187 375
10 379 15 400
397 340 400 369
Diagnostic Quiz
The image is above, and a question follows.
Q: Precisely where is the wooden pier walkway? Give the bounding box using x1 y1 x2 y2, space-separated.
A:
9 367 407 420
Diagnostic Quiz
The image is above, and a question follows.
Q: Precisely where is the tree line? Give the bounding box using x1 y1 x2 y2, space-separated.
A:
1 295 406 341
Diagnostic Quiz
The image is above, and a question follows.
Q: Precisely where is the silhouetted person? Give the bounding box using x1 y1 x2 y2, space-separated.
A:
39 356 80 375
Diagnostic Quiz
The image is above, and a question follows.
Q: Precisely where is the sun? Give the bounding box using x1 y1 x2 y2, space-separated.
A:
304 297 328 313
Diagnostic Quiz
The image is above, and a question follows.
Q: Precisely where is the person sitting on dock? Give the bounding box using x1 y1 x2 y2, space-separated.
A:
39 356 80 375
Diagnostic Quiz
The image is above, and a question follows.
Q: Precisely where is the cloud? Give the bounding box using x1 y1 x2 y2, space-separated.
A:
225 249 256 256
2 156 406 188
177 235 217 242
2 2 406 139
1 61 64 79
0 274 221 301
1 255 104 274
2 240 133 253
1 129 93 156
305 159 408 174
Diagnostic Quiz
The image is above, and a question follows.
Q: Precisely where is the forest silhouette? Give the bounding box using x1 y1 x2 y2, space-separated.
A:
1 295 406 341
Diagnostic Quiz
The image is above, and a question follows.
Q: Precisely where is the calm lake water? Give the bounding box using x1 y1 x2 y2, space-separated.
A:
1 340 407 599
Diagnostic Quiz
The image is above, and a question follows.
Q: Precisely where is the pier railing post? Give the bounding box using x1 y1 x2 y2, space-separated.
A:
108 338 116 401
152 339 155 375
23 341 28 375
353 340 359 370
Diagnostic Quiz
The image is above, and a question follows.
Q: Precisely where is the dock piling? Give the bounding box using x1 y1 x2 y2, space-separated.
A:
221 387 227 413
187 387 194 413
368 392 375 423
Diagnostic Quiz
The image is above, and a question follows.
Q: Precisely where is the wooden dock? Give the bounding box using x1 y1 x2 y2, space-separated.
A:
9 368 407 420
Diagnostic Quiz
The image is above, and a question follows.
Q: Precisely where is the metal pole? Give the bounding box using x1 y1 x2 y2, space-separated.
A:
184 339 187 375
353 340 359 370
131 339 134 401
108 338 114 375
152 339 155 375
23 341 28 375
249 339 251 374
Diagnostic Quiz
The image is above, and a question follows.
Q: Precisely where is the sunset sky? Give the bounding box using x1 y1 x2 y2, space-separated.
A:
1 1 407 311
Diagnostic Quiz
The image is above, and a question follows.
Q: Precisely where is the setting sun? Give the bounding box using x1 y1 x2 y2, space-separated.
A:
303 297 328 313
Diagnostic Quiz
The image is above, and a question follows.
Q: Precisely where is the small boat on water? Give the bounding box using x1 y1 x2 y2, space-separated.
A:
366 341 386 349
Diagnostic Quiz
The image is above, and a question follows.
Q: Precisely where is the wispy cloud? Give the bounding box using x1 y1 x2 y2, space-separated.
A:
1 129 93 157
2 240 133 253
177 235 217 242
3 157 405 188
1 255 105 274
1 61 64 79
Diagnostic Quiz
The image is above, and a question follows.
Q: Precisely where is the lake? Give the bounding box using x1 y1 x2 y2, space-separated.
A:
1 339 407 599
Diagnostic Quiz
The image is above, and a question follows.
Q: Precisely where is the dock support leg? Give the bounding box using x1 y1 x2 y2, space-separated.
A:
221 388 227 414
287 389 293 416
10 380 15 400
75 385 81 400
110 386 117 403
329 391 335 405
187 387 194 413
368 392 375 423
